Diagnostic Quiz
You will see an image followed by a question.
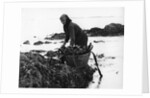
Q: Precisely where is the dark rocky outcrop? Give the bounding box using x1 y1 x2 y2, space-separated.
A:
105 56 116 59
43 23 124 40
45 33 65 40
97 54 104 59
85 23 124 37
23 40 30 45
19 52 95 88
51 33 65 40
44 41 52 44
45 50 58 57
60 41 64 43
53 42 57 44
33 36 37 38
104 23 124 36
86 27 104 36
93 40 105 43
33 41 44 45
30 50 46 54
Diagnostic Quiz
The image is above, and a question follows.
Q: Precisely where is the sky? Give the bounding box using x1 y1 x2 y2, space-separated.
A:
21 7 124 41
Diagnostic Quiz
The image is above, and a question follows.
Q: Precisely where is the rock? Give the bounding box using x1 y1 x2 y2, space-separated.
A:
23 40 30 45
106 56 116 59
44 36 51 40
33 36 37 38
44 33 65 40
93 40 105 43
45 50 57 57
116 71 119 74
84 23 124 37
43 23 124 40
97 54 104 58
87 27 104 36
44 41 52 44
60 41 64 43
53 42 57 44
111 57 115 59
19 52 96 88
104 23 124 36
34 41 44 45
30 50 46 53
51 33 65 40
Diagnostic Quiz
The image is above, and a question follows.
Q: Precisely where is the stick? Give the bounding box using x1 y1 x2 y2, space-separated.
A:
91 52 103 82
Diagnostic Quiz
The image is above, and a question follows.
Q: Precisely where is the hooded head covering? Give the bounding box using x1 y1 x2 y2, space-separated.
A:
60 14 72 32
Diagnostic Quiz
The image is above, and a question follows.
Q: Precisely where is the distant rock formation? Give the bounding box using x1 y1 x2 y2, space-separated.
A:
42 23 124 41
45 33 65 40
93 40 105 43
34 41 44 45
44 41 52 44
35 23 124 41
23 40 30 45
30 50 46 53
104 23 124 36
97 54 105 59
85 23 124 37
60 41 64 43
86 27 104 36
44 36 51 40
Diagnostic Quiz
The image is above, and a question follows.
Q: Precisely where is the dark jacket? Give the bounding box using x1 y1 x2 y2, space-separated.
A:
64 22 88 47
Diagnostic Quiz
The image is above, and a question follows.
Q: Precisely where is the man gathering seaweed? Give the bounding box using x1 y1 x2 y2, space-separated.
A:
19 14 102 88
59 14 91 67
60 14 88 48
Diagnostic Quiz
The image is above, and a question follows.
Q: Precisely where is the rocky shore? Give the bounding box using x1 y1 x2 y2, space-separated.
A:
19 51 96 88
41 23 124 41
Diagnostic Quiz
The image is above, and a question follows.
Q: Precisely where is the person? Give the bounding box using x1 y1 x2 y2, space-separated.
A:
60 14 88 48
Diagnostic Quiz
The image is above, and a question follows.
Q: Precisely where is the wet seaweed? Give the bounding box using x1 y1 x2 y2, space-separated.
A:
19 51 95 88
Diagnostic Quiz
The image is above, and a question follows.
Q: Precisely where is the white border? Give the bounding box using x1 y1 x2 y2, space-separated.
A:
1 0 143 95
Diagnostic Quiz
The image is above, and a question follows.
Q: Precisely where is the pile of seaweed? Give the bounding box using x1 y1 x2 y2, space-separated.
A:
19 51 95 88
59 44 93 55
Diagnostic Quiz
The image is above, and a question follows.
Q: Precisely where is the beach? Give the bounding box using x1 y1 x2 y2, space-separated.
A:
20 36 123 89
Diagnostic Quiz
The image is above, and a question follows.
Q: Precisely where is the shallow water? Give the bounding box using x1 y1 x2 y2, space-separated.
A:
20 36 124 89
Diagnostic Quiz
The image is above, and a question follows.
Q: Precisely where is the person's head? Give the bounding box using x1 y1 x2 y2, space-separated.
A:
60 14 71 25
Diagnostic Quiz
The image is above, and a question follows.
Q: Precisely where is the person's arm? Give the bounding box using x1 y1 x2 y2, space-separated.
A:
62 31 70 47
68 24 75 46
65 31 69 43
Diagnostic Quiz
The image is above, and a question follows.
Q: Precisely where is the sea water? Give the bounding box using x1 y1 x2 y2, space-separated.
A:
20 36 124 89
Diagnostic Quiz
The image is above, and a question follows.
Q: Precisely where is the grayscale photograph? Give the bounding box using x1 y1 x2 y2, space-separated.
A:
19 7 124 89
